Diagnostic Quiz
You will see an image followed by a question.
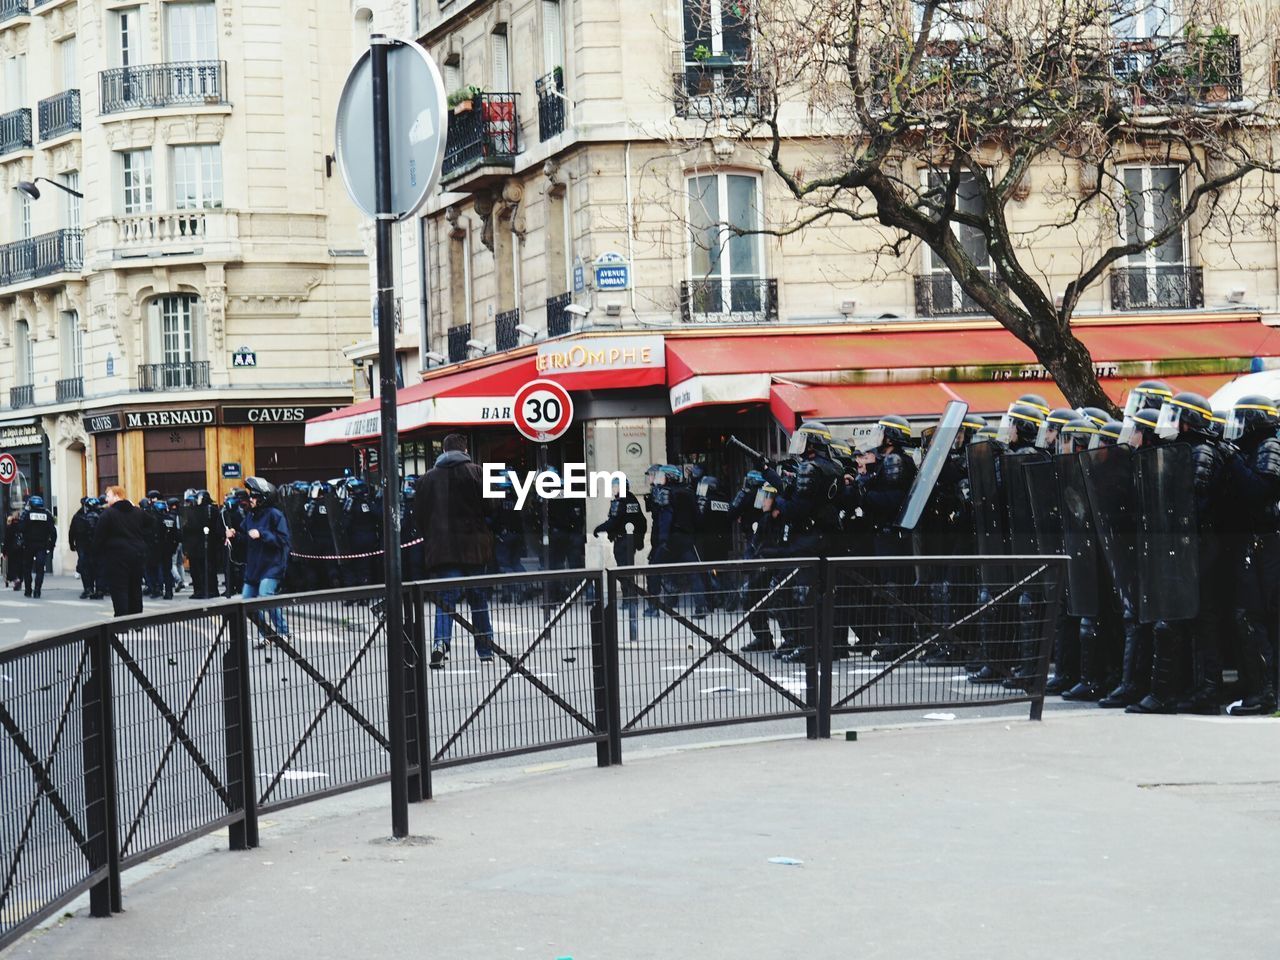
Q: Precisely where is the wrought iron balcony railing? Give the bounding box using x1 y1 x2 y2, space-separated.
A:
99 60 227 115
1109 265 1204 311
1111 34 1242 104
9 385 33 409
0 0 28 23
0 229 83 286
495 308 522 351
441 93 519 180
536 70 565 141
138 361 211 392
447 323 471 363
37 89 80 140
913 272 1008 317
674 63 767 119
546 292 572 337
679 278 779 323
55 376 83 403
0 107 32 156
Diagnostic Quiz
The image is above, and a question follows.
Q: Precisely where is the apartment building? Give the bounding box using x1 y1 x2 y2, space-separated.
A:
0 0 371 569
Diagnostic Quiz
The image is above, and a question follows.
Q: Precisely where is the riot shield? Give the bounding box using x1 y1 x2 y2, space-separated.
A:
965 440 1007 557
896 400 968 530
1022 459 1065 556
1001 452 1042 556
1134 443 1199 623
1058 452 1101 617
282 487 315 555
326 485 351 556
1079 444 1138 610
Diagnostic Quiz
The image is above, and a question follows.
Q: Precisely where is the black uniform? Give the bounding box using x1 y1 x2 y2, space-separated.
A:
182 495 226 599
18 504 55 598
68 503 101 598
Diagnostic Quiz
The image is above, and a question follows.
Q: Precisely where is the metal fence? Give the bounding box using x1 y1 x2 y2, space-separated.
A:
1 555 1060 948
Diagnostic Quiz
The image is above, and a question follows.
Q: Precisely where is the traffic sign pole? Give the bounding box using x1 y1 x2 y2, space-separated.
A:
371 34 409 840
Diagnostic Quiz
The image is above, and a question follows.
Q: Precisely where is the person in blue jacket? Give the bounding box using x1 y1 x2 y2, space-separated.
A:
227 476 291 646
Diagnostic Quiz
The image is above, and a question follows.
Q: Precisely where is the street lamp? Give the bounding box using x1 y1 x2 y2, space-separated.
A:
14 178 84 201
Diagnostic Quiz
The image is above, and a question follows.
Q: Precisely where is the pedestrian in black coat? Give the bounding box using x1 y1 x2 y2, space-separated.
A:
92 486 147 616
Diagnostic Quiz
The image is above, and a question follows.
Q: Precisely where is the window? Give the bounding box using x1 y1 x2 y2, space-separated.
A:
417 217 431 368
686 172 765 315
681 1 755 116
166 1 218 60
61 173 81 229
172 145 223 208
491 30 510 91
1117 0 1178 39
150 295 202 373
59 37 77 91
15 320 33 387
17 194 31 240
542 0 563 72
114 8 142 68
1118 165 1190 307
920 170 990 314
444 59 462 95
3 55 26 112
61 311 83 379
120 149 154 214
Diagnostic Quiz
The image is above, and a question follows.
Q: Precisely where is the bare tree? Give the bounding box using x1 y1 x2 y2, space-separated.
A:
672 0 1280 411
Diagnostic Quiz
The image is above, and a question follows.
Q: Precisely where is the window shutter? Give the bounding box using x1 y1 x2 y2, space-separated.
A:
491 32 510 91
542 0 562 71
444 62 461 93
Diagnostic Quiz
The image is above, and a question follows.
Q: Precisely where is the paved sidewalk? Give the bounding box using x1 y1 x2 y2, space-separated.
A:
12 713 1280 960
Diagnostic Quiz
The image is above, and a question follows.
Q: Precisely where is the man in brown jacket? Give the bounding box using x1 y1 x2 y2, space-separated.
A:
414 433 497 668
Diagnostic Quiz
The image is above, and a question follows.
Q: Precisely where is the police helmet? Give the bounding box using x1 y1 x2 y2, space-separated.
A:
686 464 705 484
195 489 213 506
655 464 683 486
753 482 778 511
146 489 161 501
1123 380 1175 419
742 469 765 491
696 476 719 500
1057 416 1101 455
860 414 915 452
787 419 834 458
166 497 180 509
1038 408 1078 449
960 413 987 445
80 496 90 508
139 497 151 510
153 500 168 512
244 476 276 502
402 475 418 497
183 488 197 503
308 481 327 500
997 402 1046 446
1208 411 1228 440
1097 420 1125 446
1223 394 1280 443
1078 406 1111 427
1155 391 1215 441
1118 408 1163 447
1017 393 1051 416
28 495 44 509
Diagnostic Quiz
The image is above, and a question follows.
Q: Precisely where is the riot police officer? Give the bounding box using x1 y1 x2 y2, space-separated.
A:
222 488 249 597
304 481 342 591
182 490 225 599
400 475 426 583
726 469 766 557
646 464 709 618
695 475 732 604
1123 379 1176 420
1220 395 1280 716
339 477 381 589
18 495 55 598
68 497 101 599
594 477 648 635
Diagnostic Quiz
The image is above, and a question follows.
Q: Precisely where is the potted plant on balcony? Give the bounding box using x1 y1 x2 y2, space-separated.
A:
448 85 484 113
1192 25 1235 101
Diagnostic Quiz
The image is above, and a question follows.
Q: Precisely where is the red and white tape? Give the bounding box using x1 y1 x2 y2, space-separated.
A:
288 536 425 561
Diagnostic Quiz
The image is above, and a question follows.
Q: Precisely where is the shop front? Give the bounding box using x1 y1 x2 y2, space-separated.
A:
0 420 49 518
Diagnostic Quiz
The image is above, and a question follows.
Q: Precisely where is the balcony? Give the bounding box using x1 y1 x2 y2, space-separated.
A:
674 63 766 119
103 209 238 263
441 94 519 189
536 70 564 142
0 229 83 287
99 61 227 115
546 291 572 337
0 0 28 23
446 323 471 363
9 385 33 409
914 272 1012 317
679 278 779 324
55 376 83 402
37 89 80 140
1111 34 1242 105
0 107 32 156
1110 265 1204 311
495 308 521 351
138 361 210 392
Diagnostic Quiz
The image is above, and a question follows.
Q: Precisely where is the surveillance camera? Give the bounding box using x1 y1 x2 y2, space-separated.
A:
423 351 446 365
515 323 538 340
466 339 490 355
564 303 589 317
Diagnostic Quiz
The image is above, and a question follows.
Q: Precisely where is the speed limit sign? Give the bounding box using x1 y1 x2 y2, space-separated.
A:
0 453 15 485
513 379 574 443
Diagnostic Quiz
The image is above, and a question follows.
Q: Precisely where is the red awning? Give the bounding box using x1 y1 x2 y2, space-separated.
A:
768 373 1237 429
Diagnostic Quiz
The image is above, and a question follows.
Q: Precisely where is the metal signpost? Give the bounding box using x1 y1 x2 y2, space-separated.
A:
336 34 446 838
513 379 575 576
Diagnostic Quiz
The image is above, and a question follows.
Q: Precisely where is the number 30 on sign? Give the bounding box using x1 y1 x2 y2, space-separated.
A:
513 379 574 443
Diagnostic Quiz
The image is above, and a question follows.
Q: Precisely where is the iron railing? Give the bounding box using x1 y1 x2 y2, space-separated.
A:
674 63 766 119
546 291 572 337
914 271 1008 317
9 384 33 408
0 556 1062 948
495 308 521 351
679 277 779 323
1111 34 1243 104
536 69 565 141
56 376 83 402
99 61 227 115
37 89 80 140
446 323 470 363
441 93 519 181
137 360 211 392
0 0 27 22
0 107 32 156
0 229 83 287
1109 265 1204 310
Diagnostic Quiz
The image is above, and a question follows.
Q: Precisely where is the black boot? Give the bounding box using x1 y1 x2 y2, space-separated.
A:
1099 620 1149 708
1127 622 1180 714
1176 630 1223 715
1226 610 1278 716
